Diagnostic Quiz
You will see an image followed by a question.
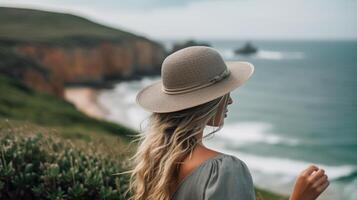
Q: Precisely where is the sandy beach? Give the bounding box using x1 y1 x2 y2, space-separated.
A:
64 87 109 119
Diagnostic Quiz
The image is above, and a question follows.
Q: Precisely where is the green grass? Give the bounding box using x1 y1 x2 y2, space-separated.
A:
255 187 289 200
0 75 138 143
0 7 147 45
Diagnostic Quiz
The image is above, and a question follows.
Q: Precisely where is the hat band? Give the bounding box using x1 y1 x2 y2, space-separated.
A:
162 69 231 95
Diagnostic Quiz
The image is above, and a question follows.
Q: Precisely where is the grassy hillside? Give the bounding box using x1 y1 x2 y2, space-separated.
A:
0 75 137 143
0 7 147 45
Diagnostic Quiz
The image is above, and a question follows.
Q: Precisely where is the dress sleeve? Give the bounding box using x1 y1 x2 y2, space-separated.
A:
203 155 256 200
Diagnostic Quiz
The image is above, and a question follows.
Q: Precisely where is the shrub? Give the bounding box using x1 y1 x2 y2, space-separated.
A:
0 132 131 200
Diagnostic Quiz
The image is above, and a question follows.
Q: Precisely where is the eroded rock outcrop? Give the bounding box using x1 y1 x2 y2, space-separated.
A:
0 7 167 97
0 47 63 97
15 39 165 84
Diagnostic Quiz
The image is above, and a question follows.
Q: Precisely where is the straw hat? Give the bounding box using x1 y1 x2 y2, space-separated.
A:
136 46 254 113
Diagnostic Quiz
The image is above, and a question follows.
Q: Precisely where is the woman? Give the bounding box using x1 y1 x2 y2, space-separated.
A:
128 46 329 200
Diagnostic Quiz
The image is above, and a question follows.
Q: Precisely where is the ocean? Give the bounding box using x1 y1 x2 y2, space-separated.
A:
97 39 357 200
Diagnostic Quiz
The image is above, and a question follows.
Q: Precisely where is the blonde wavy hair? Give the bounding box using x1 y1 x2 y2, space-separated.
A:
125 93 229 200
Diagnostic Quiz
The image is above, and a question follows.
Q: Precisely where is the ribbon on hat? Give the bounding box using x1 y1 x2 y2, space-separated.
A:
162 68 231 95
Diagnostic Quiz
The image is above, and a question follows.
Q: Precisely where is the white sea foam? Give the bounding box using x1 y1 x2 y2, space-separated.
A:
255 50 304 60
204 141 356 199
240 152 355 180
210 122 300 146
204 121 356 199
239 152 356 200
204 122 355 181
342 178 357 200
97 79 154 129
216 48 236 60
217 48 304 60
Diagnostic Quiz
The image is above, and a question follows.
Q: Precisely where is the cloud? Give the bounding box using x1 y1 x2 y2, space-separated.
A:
12 0 220 11
0 0 356 40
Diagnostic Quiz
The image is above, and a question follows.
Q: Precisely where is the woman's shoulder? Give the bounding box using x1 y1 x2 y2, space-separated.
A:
191 147 248 169
204 153 250 174
201 153 256 199
171 153 255 200
178 153 250 186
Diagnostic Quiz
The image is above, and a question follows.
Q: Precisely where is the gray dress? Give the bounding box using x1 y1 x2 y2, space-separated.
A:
171 154 256 200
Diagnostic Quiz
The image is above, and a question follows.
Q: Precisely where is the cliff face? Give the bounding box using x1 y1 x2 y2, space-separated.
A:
16 39 165 85
22 69 64 97
0 47 63 97
0 7 167 98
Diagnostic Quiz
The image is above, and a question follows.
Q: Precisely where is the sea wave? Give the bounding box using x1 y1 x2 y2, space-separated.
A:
255 50 304 60
243 153 357 200
235 151 357 200
204 120 357 199
208 122 300 146
217 49 236 60
238 152 356 181
217 48 304 60
205 122 356 180
204 141 357 199
98 79 154 129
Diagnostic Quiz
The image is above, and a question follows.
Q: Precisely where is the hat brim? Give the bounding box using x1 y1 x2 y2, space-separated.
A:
136 61 254 113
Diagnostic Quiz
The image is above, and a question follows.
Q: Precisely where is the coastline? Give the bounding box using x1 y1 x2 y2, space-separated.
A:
64 87 109 119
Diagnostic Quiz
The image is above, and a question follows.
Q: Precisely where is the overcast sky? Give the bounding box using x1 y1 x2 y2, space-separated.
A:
1 0 356 40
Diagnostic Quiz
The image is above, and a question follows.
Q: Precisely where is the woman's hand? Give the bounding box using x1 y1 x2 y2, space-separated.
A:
289 165 329 200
